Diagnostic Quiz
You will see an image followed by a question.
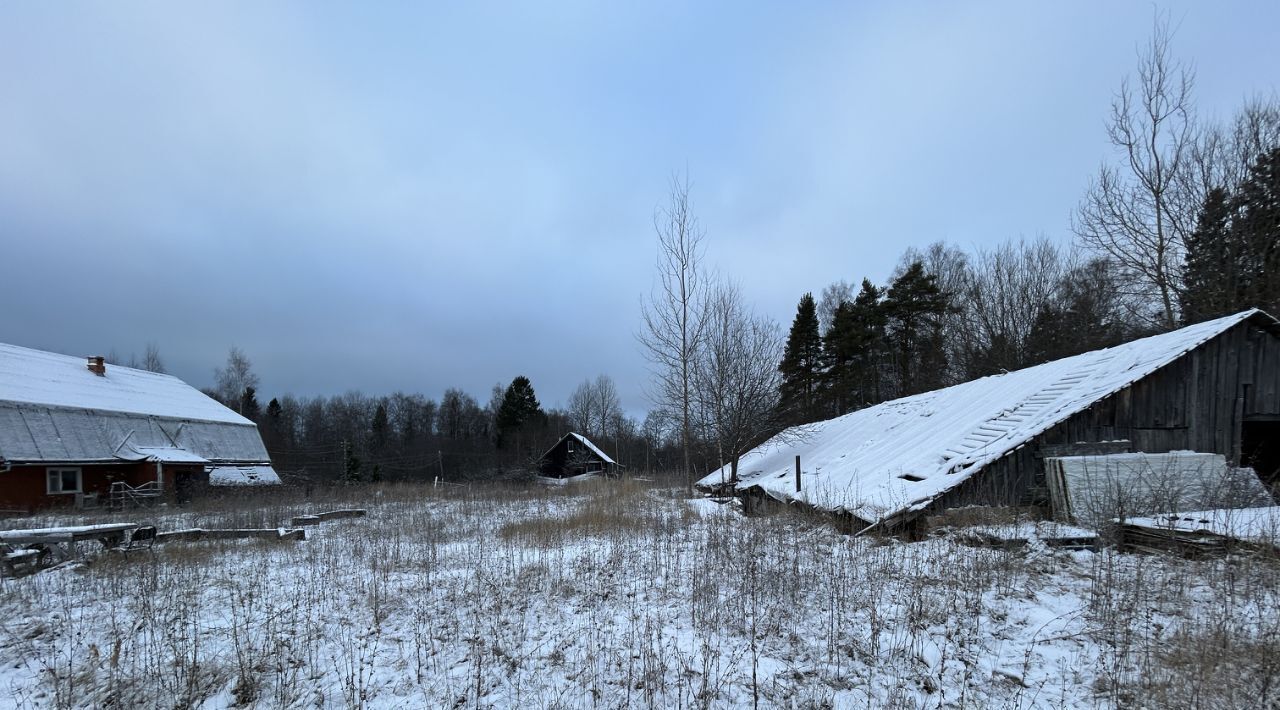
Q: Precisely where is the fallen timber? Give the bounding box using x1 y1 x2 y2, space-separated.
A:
290 509 367 527
155 528 307 543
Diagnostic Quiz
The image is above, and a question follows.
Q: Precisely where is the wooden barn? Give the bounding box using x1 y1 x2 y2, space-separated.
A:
538 432 620 480
0 343 280 512
698 309 1280 531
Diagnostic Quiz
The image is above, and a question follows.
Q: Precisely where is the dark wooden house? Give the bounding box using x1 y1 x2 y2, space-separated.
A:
538 432 620 480
0 343 279 511
699 309 1280 530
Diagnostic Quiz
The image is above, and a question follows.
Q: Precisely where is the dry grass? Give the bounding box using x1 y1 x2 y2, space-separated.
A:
497 478 693 547
1 480 1278 708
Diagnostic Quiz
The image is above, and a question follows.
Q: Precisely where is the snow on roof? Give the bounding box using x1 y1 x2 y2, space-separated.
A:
698 309 1275 527
125 446 211 464
0 342 249 425
0 342 269 465
569 432 615 464
208 464 282 486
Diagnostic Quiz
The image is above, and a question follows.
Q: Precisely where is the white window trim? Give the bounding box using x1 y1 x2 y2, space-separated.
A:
46 467 82 495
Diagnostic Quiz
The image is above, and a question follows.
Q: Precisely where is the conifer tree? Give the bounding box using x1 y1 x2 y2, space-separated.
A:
496 376 544 448
341 440 362 483
371 402 389 451
883 262 949 396
266 397 282 421
822 279 887 414
1181 187 1240 323
1181 147 1280 320
1234 147 1280 314
778 293 824 424
239 386 261 421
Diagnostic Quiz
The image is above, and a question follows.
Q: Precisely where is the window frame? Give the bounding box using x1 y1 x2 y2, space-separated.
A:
46 467 82 495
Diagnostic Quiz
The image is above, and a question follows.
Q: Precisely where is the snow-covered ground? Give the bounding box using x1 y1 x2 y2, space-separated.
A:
1 482 1277 708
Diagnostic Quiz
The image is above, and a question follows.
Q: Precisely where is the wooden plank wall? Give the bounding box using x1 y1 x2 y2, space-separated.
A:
931 319 1280 512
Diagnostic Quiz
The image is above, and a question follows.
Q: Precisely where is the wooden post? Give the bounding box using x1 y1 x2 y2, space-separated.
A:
795 455 801 493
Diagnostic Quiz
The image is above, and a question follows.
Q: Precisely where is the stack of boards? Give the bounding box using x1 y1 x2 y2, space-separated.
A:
1045 452 1272 529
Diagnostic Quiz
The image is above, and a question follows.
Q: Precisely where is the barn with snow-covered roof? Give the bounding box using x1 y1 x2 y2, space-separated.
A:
698 309 1280 532
538 432 620 480
0 343 280 512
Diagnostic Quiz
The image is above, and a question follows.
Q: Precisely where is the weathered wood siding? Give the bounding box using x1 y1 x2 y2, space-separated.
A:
932 319 1280 512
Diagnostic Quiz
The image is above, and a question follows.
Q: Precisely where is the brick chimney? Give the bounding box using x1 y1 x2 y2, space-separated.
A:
87 356 106 376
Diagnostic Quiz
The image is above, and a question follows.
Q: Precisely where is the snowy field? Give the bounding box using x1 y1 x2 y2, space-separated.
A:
1 481 1278 709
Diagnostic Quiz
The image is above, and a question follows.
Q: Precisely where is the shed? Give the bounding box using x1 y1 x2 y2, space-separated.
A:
538 432 620 479
698 309 1280 531
0 343 280 511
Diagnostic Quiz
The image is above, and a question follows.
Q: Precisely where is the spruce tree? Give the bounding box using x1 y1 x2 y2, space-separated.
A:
1181 187 1239 323
821 279 886 415
1234 147 1280 314
341 440 362 483
778 293 824 424
239 386 261 421
496 376 544 448
371 402 389 451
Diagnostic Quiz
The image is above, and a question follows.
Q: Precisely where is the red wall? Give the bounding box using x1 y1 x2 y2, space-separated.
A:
0 462 203 512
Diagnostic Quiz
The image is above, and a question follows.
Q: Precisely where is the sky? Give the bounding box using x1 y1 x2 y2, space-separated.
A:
1 1 1278 417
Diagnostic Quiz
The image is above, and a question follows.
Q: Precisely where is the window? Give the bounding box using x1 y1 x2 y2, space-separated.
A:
46 467 82 494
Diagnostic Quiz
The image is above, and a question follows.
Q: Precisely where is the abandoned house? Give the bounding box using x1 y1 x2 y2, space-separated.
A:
0 342 280 511
698 308 1280 532
538 432 620 480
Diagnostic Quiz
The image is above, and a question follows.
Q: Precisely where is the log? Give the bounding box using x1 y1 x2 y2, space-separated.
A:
154 528 307 543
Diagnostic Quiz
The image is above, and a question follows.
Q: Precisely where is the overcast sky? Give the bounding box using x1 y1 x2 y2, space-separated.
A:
1 2 1277 416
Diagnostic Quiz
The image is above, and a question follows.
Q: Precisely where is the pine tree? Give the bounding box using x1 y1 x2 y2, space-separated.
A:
778 293 824 424
883 262 949 396
266 397 282 421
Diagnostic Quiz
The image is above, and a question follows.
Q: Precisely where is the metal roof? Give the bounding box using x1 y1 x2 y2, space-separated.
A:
0 342 250 424
0 343 269 465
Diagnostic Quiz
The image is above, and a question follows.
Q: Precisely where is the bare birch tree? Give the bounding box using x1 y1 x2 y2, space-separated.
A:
962 237 1072 373
638 173 708 492
1073 13 1196 329
568 374 621 440
1188 97 1280 200
142 342 166 373
693 280 782 488
214 346 259 414
817 279 854 336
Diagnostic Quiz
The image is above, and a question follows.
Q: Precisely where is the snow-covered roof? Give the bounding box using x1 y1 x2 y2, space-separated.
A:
125 446 211 464
0 342 248 424
208 464 282 486
569 432 616 465
698 309 1277 527
0 342 269 465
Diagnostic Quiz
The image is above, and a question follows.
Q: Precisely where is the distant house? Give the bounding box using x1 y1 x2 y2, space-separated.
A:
538 432 620 480
699 309 1280 532
0 343 280 511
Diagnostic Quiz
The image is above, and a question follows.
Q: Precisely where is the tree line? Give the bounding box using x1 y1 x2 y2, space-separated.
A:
103 344 659 483
639 14 1279 488
770 18 1280 428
